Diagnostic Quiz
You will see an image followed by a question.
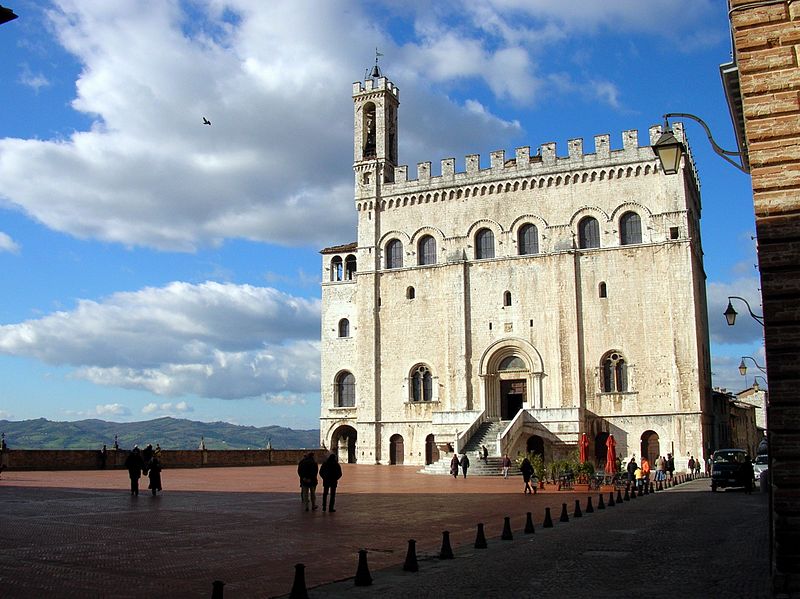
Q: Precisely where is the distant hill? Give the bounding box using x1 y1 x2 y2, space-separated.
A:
0 417 320 450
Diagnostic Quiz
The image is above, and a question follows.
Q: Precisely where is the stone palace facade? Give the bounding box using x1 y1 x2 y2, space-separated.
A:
320 72 712 470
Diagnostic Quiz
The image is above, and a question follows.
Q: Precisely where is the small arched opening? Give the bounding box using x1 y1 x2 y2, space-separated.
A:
331 425 358 464
527 435 544 459
641 430 660 466
389 434 404 465
425 434 439 465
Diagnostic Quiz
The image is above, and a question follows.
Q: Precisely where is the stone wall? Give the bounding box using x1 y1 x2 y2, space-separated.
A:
0 448 319 471
729 0 800 593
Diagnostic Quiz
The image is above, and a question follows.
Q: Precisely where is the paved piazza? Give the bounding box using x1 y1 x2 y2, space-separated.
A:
0 465 769 598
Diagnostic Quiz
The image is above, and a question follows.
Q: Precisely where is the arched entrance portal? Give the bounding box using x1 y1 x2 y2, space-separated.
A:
641 430 660 465
594 432 609 469
527 435 544 459
331 425 357 464
480 339 543 418
389 434 404 465
425 434 440 465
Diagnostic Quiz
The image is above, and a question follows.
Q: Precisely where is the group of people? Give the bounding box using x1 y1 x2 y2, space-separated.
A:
449 452 470 478
297 451 342 512
123 444 162 496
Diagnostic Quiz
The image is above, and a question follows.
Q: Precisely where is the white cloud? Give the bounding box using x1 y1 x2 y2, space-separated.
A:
264 393 307 407
0 281 321 400
142 400 194 415
19 65 51 92
94 403 130 416
0 232 20 254
0 410 13 419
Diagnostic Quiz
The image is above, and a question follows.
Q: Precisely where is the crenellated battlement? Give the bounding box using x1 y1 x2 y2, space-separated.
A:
377 124 697 197
353 77 400 99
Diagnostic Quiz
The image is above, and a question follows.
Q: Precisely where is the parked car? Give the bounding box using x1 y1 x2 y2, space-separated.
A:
752 454 769 480
711 449 754 492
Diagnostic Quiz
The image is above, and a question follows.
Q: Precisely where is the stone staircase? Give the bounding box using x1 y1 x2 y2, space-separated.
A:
419 420 521 476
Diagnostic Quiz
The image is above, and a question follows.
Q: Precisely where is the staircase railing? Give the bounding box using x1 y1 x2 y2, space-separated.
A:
499 409 530 456
455 411 486 454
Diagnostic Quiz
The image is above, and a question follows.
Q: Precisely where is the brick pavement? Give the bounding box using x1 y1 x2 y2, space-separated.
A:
0 467 769 598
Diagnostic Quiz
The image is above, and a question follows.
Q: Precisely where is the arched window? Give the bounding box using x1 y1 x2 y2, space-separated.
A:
503 291 512 306
578 217 600 249
345 254 357 280
411 365 433 402
601 352 628 392
599 282 607 298
475 228 495 259
499 355 526 371
338 318 350 338
620 211 642 245
330 256 343 281
418 235 436 265
518 223 539 255
406 286 415 299
385 239 403 269
336 372 355 407
363 103 376 159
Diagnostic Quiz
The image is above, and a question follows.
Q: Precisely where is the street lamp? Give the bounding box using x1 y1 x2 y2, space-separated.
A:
724 296 765 326
0 5 18 25
753 375 768 392
740 355 767 376
652 112 749 174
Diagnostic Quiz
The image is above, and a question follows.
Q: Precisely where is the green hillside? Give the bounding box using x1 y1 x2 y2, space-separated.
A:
0 417 319 450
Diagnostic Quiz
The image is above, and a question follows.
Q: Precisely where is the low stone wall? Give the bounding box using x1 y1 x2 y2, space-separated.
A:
0 448 321 471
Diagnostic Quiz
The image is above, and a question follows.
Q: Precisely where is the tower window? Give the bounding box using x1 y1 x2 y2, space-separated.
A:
518 223 539 255
475 228 495 259
620 211 642 245
599 282 607 298
407 286 415 299
418 235 436 266
386 239 403 269
330 256 343 281
503 291 512 306
601 352 628 392
578 216 600 249
411 365 433 402
363 103 376 159
670 227 680 240
338 318 350 338
345 254 357 280
335 371 355 407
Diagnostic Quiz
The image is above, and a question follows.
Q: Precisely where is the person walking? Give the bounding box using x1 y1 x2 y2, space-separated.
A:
148 455 163 496
655 455 666 482
688 455 695 476
124 446 145 496
520 457 535 494
481 445 488 463
319 453 342 512
641 456 651 484
460 452 470 479
142 444 154 475
634 464 644 489
626 457 637 485
501 454 512 479
666 453 675 480
450 453 460 479
297 452 319 511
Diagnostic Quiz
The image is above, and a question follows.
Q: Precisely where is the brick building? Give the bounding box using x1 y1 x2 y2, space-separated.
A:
725 0 800 593
319 71 713 473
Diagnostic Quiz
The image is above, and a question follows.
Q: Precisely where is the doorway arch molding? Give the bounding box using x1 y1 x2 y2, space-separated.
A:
478 338 545 416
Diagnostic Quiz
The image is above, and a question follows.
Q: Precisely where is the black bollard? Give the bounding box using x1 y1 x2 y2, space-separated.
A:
630 485 637 499
623 486 630 501
501 516 513 540
212 580 226 599
559 503 569 523
586 496 594 513
403 539 418 572
289 565 308 599
354 549 373 586
440 531 454 559
617 488 624 504
574 499 583 518
598 493 605 509
637 485 643 497
543 507 554 528
608 491 615 507
474 523 488 548
643 482 649 495
524 512 535 534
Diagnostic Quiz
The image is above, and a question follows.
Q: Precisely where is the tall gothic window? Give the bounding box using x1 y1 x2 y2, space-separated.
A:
418 235 436 266
601 352 628 392
411 365 433 402
578 216 600 249
330 256 343 281
336 372 355 407
518 223 539 255
620 211 642 245
475 228 495 259
338 318 350 338
385 239 403 269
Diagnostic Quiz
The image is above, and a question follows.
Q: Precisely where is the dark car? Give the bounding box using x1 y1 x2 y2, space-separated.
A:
711 449 754 492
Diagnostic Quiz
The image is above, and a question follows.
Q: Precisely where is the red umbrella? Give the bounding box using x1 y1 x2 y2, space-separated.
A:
579 433 589 463
605 434 617 474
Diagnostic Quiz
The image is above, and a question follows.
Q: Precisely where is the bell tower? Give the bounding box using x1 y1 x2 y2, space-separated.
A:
352 57 399 188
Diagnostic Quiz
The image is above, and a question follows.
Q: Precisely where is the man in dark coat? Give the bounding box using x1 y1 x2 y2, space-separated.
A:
148 455 163 496
142 444 153 475
124 446 145 496
520 457 535 494
319 453 343 512
666 453 675 480
297 452 319 511
626 457 638 484
460 453 470 478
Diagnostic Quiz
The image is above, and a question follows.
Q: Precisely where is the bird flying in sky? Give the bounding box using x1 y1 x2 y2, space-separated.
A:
202 117 211 126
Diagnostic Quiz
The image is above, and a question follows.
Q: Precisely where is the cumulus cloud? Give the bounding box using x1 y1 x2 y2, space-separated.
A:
142 401 193 415
94 403 130 416
0 281 321 400
19 65 51 92
0 232 20 254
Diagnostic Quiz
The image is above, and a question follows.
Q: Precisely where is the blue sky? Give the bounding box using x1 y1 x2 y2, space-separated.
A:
0 1 764 429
